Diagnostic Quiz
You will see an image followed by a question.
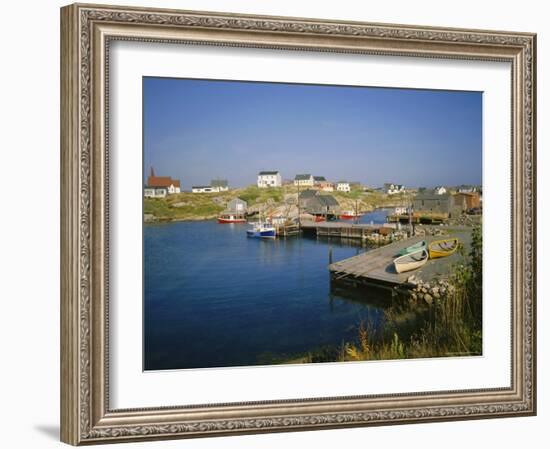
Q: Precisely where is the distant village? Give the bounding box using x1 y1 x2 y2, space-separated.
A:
144 167 482 221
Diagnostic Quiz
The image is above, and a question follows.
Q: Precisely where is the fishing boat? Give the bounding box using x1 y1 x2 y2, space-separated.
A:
339 210 363 220
394 248 429 274
246 222 276 238
397 240 427 257
428 238 459 259
314 215 326 222
217 212 246 224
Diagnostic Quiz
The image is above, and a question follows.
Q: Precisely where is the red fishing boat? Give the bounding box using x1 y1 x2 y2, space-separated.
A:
339 210 363 220
217 213 247 223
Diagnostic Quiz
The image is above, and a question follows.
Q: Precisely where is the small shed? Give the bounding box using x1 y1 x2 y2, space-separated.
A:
227 197 247 212
303 194 340 215
413 193 453 214
452 192 481 211
298 189 318 200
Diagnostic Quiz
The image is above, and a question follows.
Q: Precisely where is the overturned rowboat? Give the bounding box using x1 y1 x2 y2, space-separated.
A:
428 238 459 259
393 248 429 274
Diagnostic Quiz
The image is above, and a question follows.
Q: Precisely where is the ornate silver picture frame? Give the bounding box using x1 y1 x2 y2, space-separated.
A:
60 3 536 445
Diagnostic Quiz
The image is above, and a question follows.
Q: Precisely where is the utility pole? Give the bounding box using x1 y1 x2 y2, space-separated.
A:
297 182 301 229
408 193 414 237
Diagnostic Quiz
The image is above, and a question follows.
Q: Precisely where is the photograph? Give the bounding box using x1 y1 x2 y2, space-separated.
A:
143 77 483 371
57 2 536 444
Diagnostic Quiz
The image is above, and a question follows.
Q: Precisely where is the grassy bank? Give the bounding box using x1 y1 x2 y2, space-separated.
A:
144 187 286 221
144 193 226 221
145 185 409 221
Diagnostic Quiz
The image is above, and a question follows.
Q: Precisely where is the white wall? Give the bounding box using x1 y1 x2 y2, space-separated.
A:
0 0 546 448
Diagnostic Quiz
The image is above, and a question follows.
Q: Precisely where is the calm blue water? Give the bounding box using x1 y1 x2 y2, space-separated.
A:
144 209 391 370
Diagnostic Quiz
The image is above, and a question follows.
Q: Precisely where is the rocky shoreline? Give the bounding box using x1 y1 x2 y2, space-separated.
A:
405 275 456 306
144 213 219 223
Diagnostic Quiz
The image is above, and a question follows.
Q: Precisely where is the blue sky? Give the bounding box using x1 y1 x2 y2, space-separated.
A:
143 77 482 190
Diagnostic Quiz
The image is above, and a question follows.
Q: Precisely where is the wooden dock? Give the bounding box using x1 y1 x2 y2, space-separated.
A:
329 230 471 288
300 221 396 239
274 223 301 237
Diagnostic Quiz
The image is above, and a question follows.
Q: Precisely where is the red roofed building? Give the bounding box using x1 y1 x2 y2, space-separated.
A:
144 167 181 198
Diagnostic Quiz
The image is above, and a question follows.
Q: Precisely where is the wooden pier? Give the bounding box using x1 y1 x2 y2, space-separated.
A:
329 230 471 288
274 223 301 237
300 221 397 240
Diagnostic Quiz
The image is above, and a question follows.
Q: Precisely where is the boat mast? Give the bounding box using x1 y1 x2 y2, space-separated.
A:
297 183 301 230
408 192 413 237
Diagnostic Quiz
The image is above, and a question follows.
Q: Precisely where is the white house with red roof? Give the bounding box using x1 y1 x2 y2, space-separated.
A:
144 167 181 198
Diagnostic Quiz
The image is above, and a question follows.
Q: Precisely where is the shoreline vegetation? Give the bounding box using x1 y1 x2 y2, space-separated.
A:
272 225 483 365
144 185 409 222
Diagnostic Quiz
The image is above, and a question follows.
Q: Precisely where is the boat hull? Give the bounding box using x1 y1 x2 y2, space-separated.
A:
397 240 427 257
428 238 459 259
394 249 428 274
217 217 246 223
247 229 276 238
340 213 363 220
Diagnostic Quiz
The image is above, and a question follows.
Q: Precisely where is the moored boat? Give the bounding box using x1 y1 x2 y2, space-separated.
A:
340 210 363 220
394 248 429 274
217 212 247 223
397 240 427 257
246 222 276 238
428 238 459 259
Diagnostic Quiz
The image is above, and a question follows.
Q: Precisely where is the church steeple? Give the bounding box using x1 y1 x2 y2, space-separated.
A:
149 166 155 178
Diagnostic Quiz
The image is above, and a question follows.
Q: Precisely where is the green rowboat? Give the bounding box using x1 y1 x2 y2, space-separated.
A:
397 240 427 257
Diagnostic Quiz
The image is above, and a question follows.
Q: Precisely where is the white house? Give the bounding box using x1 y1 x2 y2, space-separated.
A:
211 179 229 191
434 186 447 195
257 171 282 188
192 185 219 193
458 185 479 193
146 167 181 195
384 183 405 195
336 181 350 192
294 174 314 187
144 187 167 198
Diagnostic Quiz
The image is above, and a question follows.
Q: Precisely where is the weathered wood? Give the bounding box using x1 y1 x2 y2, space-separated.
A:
329 231 471 287
302 220 391 239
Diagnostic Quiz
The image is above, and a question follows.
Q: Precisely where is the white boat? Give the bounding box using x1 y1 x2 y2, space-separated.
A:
246 222 276 238
393 248 429 274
